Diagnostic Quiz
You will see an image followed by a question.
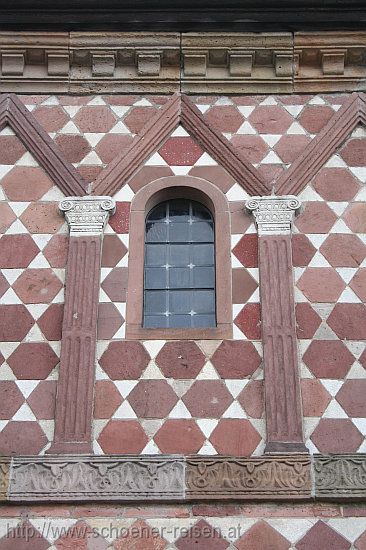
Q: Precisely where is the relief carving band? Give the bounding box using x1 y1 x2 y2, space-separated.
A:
315 455 366 498
246 196 307 453
10 457 185 501
48 196 115 454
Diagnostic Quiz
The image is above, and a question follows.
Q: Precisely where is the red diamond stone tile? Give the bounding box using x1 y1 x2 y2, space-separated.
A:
0 381 24 419
109 201 130 233
336 380 366 417
274 135 311 164
77 165 103 184
43 234 69 268
297 267 345 302
340 137 366 166
234 303 261 340
101 234 127 267
343 203 366 233
312 168 360 201
350 268 366 302
0 272 9 299
8 342 59 379
74 106 117 133
20 202 64 234
98 420 148 454
232 268 258 303
355 531 366 550
235 520 290 550
54 134 91 163
0 134 27 164
298 106 335 133
93 380 123 419
360 348 366 370
303 340 354 378
301 379 331 417
0 202 16 233
159 136 203 166
154 419 205 454
295 303 322 339
13 268 63 303
320 234 366 267
124 106 158 133
95 134 134 164
0 421 48 455
189 166 236 194
128 380 178 418
249 105 293 134
0 304 34 341
210 419 261 455
230 135 268 163
101 267 128 302
205 106 244 133
97 303 123 340
229 202 252 234
55 520 109 550
175 519 229 550
100 341 150 379
327 304 366 340
182 380 233 417
0 520 50 550
27 380 57 419
1 166 54 201
296 520 350 550
258 164 285 186
38 304 64 341
211 341 261 378
237 380 264 418
113 519 167 550
156 341 206 379
311 419 363 453
0 234 39 268
33 105 69 132
128 166 174 193
232 234 258 267
101 95 138 105
295 202 338 234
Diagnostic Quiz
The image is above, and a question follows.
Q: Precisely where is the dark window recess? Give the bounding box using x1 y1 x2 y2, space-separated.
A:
143 198 216 329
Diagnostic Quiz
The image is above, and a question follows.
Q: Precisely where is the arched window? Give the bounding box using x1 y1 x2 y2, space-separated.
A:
143 198 216 329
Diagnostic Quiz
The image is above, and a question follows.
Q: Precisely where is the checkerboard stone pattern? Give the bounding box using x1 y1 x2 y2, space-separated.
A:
1 505 366 549
293 126 366 454
0 125 67 455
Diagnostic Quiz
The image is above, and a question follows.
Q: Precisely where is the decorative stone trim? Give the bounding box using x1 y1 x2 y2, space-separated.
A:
246 196 306 454
48 196 114 454
1 32 366 93
2 454 365 502
0 93 85 196
314 455 366 499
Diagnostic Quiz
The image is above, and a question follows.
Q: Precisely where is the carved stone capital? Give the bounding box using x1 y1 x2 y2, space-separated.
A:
59 196 116 236
246 195 301 235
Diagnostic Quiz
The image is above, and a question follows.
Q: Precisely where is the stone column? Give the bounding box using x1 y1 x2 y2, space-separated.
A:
48 196 115 454
246 196 307 453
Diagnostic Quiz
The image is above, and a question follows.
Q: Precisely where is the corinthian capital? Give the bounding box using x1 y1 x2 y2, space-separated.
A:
245 195 301 236
59 196 116 236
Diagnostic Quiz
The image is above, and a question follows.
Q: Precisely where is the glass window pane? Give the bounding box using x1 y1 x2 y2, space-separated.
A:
169 222 190 242
191 222 214 242
144 290 167 313
146 222 168 243
169 315 192 328
193 267 215 288
192 244 214 266
169 290 191 313
145 268 167 289
169 244 190 266
193 314 216 328
145 244 166 266
148 203 167 221
169 199 190 221
192 202 212 220
144 315 168 328
193 290 215 313
169 267 190 288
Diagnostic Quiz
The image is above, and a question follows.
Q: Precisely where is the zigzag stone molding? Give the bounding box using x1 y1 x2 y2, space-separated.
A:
0 454 364 502
1 31 366 93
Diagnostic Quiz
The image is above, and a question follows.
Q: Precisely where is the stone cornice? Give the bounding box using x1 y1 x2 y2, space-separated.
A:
1 454 366 502
1 31 366 93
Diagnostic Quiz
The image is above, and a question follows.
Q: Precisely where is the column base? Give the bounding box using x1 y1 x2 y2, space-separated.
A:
265 441 309 454
46 440 92 454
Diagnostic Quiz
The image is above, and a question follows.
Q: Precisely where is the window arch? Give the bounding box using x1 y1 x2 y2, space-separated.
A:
126 175 232 339
144 198 216 329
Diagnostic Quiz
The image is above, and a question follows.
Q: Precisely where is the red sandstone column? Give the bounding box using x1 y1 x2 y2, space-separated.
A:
48 196 115 454
246 196 307 453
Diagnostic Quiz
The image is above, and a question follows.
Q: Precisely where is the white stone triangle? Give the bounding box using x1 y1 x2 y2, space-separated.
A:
62 105 81 117
145 152 167 166
309 96 326 105
113 401 137 419
237 106 255 117
226 183 250 201
331 219 352 233
25 304 48 320
0 164 13 178
8 201 31 216
79 151 103 165
313 322 338 340
260 96 277 105
196 105 210 114
335 268 358 284
198 441 217 455
28 253 51 269
354 186 366 201
323 399 348 419
237 121 256 135
328 518 366 543
171 125 190 137
93 419 109 439
224 380 250 398
320 379 343 397
42 96 59 105
16 380 39 398
41 186 64 201
347 362 366 379
196 419 218 438
195 152 217 166
134 98 152 106
168 400 192 418
0 364 16 380
0 125 15 135
351 125 366 138
232 303 244 318
109 121 130 134
25 324 45 342
338 287 362 303
262 135 281 147
13 403 37 421
110 105 130 117
170 379 194 398
297 186 323 202
327 202 349 216
283 105 304 117
171 166 191 175
87 96 106 105
308 251 332 267
5 219 28 234
266 519 316 545
113 324 126 340
196 361 219 380
248 287 260 302
113 184 134 201
83 133 105 147
306 233 328 248
16 151 38 167
141 340 165 358
344 341 365 359
95 364 109 380
114 380 138 398
232 324 246 340
222 401 247 418
1 342 19 359
324 155 347 168
350 167 366 183
261 151 283 164
286 122 306 135
141 362 164 379
1 288 22 304
52 288 64 303
141 440 160 454
59 121 80 135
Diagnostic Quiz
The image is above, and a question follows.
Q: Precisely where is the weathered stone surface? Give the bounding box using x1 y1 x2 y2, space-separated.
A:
315 455 366 498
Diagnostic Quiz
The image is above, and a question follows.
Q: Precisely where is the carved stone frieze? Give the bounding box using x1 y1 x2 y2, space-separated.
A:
0 459 10 501
246 196 301 236
1 31 366 92
59 196 116 236
186 456 311 499
9 456 185 501
315 455 366 499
